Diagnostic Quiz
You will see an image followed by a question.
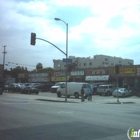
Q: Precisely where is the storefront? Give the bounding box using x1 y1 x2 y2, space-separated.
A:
85 75 110 84
28 72 51 83
51 76 69 82
70 71 85 82
118 67 140 89
51 71 69 82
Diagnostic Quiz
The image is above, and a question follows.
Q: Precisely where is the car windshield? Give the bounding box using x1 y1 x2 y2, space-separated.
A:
55 83 62 86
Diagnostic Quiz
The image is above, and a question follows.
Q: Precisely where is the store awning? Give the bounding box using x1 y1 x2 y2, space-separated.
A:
85 75 110 81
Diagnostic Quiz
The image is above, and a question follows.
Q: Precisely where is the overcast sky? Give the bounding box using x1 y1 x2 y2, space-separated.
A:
0 0 140 71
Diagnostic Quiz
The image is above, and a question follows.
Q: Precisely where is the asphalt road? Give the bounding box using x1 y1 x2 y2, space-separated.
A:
0 92 140 140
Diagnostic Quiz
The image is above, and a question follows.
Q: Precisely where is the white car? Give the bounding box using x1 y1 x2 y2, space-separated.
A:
97 84 115 96
112 88 132 97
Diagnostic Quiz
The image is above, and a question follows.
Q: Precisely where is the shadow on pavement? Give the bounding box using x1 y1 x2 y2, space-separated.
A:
35 99 79 103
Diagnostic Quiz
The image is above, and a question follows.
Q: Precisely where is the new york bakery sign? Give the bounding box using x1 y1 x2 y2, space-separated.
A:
71 71 84 76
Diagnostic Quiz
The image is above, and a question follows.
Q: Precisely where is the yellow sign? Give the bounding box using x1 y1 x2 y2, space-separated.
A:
51 76 69 82
119 68 136 74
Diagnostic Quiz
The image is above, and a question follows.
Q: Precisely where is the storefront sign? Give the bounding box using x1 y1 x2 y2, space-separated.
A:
18 73 26 78
54 72 65 76
29 73 49 77
71 71 84 76
85 75 109 81
51 76 69 82
91 70 106 75
28 77 50 82
119 68 136 74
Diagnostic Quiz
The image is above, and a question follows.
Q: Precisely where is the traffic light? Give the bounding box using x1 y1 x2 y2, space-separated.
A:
115 65 119 74
30 33 36 45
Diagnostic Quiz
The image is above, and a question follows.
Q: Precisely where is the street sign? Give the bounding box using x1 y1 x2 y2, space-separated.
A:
63 58 72 63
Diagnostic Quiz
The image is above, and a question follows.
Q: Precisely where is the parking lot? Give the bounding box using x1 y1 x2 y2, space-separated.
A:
2 91 140 105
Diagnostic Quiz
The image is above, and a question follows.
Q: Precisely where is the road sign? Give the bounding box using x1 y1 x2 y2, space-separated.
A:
63 58 72 63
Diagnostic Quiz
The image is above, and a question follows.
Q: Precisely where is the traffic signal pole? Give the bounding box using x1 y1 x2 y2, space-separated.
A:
115 65 120 103
36 38 66 56
30 33 68 102
117 74 119 103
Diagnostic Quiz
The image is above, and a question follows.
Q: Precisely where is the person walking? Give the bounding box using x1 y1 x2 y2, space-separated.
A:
88 87 93 101
81 86 85 102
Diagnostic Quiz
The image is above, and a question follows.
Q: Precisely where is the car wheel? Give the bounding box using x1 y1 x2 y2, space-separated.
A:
36 92 39 95
107 91 110 96
74 92 79 99
57 92 61 97
99 93 102 96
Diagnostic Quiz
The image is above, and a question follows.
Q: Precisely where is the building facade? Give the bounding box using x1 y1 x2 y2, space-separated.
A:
53 55 133 70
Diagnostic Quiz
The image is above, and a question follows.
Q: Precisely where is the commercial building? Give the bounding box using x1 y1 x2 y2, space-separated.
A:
53 55 133 70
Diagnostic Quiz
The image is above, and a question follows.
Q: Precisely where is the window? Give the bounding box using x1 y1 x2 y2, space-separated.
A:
89 62 92 65
105 58 108 61
84 63 86 66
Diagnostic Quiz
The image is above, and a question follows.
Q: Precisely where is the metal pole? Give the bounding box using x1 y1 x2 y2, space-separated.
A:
117 74 119 103
54 18 68 102
2 45 6 88
65 23 68 102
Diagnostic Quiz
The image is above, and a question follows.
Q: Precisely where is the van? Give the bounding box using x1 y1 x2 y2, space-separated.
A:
96 84 115 96
57 82 92 98
50 82 65 93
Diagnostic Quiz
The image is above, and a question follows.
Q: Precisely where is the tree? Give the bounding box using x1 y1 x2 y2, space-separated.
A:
10 66 29 82
36 63 43 71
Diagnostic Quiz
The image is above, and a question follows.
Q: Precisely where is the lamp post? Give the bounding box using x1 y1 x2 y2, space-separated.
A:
54 18 68 102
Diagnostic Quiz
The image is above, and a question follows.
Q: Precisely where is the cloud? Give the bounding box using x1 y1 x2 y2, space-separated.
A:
0 0 140 71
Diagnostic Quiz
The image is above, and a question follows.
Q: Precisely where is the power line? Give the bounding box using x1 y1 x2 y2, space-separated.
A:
5 61 35 67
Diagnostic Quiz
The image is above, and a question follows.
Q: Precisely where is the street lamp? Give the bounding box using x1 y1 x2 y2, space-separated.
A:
54 18 68 102
1 45 6 93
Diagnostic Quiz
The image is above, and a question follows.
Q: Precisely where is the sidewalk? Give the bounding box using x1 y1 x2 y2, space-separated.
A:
35 95 140 104
2 92 140 104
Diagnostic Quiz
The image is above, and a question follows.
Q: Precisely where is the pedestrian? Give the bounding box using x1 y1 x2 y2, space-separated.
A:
81 86 85 102
88 87 93 101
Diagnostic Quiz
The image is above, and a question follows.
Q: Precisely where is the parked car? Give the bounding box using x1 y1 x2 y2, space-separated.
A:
112 88 132 97
20 85 39 94
37 83 54 92
90 83 103 94
5 83 22 93
50 82 64 93
97 84 115 96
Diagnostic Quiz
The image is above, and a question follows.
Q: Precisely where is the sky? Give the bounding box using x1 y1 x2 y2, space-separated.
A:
0 0 140 71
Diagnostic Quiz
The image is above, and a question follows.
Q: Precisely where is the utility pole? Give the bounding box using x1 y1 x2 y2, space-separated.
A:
2 45 6 83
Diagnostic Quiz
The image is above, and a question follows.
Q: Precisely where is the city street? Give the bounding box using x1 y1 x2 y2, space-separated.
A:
0 92 140 140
